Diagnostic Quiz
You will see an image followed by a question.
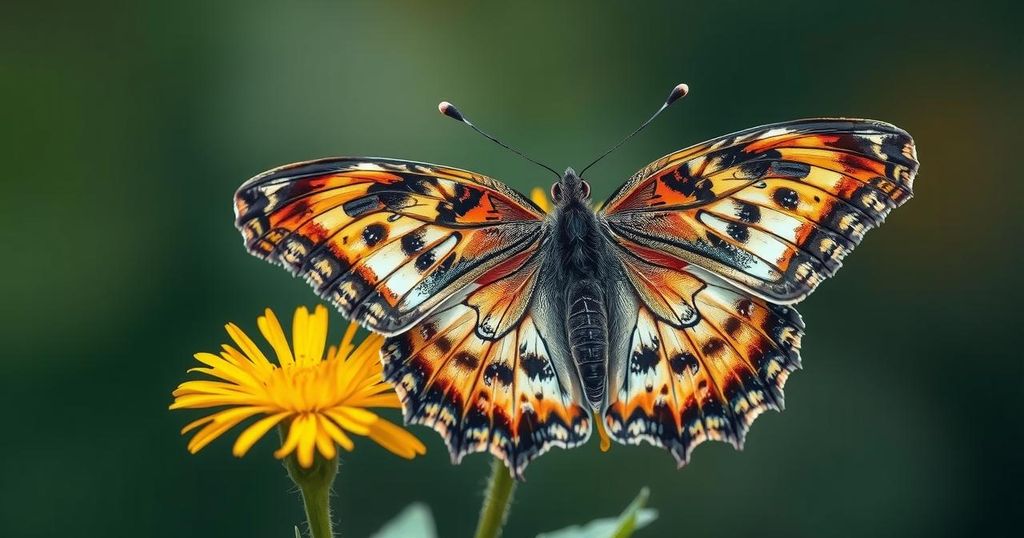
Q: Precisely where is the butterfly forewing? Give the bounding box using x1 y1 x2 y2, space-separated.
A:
600 119 918 304
233 157 546 335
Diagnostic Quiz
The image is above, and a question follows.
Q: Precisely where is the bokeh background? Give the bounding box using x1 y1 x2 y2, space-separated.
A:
2 1 1021 536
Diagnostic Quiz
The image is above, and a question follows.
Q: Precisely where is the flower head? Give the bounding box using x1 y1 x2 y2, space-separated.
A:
171 305 425 468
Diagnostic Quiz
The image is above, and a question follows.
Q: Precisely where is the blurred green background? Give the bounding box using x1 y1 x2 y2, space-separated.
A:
2 1 1021 536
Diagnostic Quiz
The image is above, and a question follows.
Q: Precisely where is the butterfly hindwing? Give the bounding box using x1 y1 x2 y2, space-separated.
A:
234 158 546 334
381 245 591 477
601 119 918 303
605 254 804 465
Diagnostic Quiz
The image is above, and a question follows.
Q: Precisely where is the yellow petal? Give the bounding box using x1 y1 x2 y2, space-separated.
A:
530 187 551 213
232 411 291 457
221 345 273 379
336 406 378 425
366 419 426 459
225 323 273 369
305 305 329 366
347 381 388 400
337 322 359 360
186 406 265 453
324 408 374 435
314 415 337 460
191 352 260 388
333 353 366 401
296 415 318 468
187 420 239 454
258 308 294 367
274 417 304 460
319 412 355 451
335 335 381 399
348 392 403 409
291 306 311 366
170 393 263 410
180 414 215 435
173 379 253 397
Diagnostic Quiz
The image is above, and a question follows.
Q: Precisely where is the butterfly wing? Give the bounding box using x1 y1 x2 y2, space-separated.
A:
234 157 546 335
600 119 917 463
600 119 918 303
381 245 591 477
604 252 803 465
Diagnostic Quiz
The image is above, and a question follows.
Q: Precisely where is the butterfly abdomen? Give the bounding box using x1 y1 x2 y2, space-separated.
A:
566 279 608 409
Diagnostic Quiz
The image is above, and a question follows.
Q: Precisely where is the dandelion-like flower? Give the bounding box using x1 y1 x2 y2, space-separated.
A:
171 305 425 468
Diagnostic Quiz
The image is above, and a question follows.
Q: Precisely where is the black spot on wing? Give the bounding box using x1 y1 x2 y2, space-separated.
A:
773 187 800 210
436 184 485 223
630 339 661 374
659 168 715 203
736 202 761 224
362 223 387 247
401 229 427 255
520 352 554 381
726 222 750 243
454 352 479 370
483 362 513 387
701 337 726 357
736 299 754 318
415 250 436 272
723 317 743 337
435 336 452 354
669 352 699 376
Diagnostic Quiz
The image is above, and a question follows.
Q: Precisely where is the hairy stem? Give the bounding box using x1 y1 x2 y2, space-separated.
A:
473 459 517 538
283 446 338 538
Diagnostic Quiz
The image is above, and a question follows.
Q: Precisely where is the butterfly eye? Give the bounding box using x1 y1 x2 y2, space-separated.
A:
550 183 562 202
580 180 591 199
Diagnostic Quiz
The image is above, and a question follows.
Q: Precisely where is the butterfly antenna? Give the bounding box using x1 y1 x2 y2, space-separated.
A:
438 101 561 179
579 82 689 176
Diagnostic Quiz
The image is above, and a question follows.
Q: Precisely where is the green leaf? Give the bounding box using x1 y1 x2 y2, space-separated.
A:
370 503 437 538
294 526 301 538
536 488 657 538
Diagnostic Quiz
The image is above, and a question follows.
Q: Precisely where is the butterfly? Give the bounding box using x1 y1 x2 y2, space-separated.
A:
233 83 918 478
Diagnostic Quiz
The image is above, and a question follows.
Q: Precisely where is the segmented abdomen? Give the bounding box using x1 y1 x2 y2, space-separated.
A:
566 280 608 408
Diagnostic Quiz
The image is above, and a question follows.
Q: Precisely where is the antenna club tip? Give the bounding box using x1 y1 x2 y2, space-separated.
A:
667 83 689 104
438 101 465 122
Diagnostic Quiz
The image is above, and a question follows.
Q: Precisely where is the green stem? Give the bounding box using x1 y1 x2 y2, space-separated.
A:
283 447 339 538
473 459 517 538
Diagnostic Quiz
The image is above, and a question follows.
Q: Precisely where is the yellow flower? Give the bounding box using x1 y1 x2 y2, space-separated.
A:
170 305 426 468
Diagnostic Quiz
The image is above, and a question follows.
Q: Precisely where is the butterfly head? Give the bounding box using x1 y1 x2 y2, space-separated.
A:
551 167 591 206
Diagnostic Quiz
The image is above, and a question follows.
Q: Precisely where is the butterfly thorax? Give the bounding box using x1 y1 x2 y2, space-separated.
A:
552 169 605 280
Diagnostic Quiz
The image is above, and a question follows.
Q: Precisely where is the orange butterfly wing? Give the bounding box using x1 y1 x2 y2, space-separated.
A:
234 158 545 335
605 255 803 464
236 157 589 474
600 119 917 463
601 119 918 303
381 246 591 477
